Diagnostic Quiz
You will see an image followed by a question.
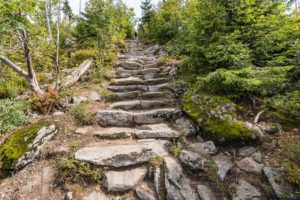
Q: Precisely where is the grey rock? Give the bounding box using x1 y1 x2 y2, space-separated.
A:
164 157 196 200
148 83 169 92
197 185 216 200
82 192 108 200
213 153 233 181
174 116 198 136
108 85 148 92
179 150 208 170
114 91 140 100
154 166 162 199
133 108 177 124
88 91 101 101
236 157 263 174
16 125 58 169
75 141 169 167
251 152 263 163
93 127 133 139
119 61 142 70
244 122 263 137
71 95 88 104
238 146 257 157
136 185 156 200
103 167 147 192
111 77 145 86
263 166 298 200
187 141 217 155
135 123 179 139
230 178 261 200
52 111 65 116
96 110 134 127
110 100 141 110
65 192 73 200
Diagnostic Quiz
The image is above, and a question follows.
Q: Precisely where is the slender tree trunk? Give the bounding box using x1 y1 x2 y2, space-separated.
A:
45 0 53 42
79 0 82 18
55 0 61 89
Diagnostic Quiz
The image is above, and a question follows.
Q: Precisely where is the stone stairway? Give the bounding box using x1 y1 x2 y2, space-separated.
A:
74 40 195 199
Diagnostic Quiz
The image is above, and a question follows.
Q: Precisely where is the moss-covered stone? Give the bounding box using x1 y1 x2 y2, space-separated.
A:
0 122 50 170
183 88 255 142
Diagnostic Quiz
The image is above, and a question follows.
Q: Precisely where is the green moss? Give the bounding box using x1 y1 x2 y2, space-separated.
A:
0 122 50 170
183 89 254 142
204 119 254 142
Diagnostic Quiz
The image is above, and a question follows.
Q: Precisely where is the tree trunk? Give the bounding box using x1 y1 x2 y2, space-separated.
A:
55 0 61 90
45 0 53 42
21 30 44 96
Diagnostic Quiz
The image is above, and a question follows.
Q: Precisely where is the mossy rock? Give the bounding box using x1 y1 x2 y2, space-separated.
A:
183 89 255 142
204 119 254 142
0 122 51 170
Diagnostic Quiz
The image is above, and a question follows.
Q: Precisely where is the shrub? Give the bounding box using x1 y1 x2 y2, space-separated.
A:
277 135 300 190
67 49 96 68
71 102 95 125
269 91 300 122
0 99 29 135
0 77 28 99
199 66 293 97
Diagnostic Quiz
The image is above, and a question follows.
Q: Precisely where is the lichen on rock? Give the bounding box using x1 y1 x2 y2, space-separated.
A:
0 122 56 170
183 87 255 142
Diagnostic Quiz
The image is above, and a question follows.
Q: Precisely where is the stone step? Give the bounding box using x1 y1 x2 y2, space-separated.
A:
145 78 169 85
109 99 172 110
113 91 140 100
110 77 145 86
141 92 170 99
93 127 133 139
135 124 180 139
75 140 170 167
148 83 170 92
143 62 158 69
116 68 161 76
111 91 170 101
118 61 142 70
96 108 178 127
108 85 148 92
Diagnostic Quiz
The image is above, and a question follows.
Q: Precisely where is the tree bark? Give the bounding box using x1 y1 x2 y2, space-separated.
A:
45 0 53 42
55 0 61 90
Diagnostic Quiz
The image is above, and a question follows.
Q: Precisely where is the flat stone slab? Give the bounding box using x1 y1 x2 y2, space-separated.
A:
108 85 148 92
114 91 140 100
119 61 143 70
179 150 208 170
135 123 180 139
164 157 196 200
229 178 261 200
136 185 156 200
148 83 169 92
145 78 169 85
213 152 233 181
93 127 133 139
103 167 147 192
111 77 145 86
75 140 170 167
109 100 171 110
133 108 177 124
96 110 134 127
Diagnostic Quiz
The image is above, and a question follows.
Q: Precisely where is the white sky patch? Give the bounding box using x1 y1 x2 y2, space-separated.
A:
70 0 161 19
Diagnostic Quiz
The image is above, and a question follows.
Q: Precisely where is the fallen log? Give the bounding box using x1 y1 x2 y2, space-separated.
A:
63 58 94 87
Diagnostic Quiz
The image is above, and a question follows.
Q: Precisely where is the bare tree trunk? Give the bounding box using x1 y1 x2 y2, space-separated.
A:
55 0 61 90
21 30 44 96
45 0 53 42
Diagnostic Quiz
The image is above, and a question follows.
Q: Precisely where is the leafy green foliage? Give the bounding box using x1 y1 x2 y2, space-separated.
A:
71 102 95 125
277 135 300 190
0 75 28 98
0 99 29 135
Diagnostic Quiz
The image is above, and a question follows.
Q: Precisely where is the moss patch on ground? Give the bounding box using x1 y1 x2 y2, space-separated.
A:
183 88 254 142
0 122 50 170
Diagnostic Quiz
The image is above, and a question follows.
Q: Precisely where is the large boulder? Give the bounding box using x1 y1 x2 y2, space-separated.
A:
164 157 196 200
174 115 198 136
236 157 263 174
103 167 147 192
0 122 57 170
